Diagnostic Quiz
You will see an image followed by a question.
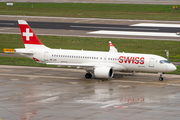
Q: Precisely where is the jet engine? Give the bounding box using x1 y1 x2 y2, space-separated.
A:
94 66 113 78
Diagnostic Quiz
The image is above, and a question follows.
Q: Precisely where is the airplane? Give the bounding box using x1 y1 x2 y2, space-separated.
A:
14 20 176 81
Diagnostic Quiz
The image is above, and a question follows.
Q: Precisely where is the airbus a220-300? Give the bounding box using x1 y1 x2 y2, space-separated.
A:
14 20 176 81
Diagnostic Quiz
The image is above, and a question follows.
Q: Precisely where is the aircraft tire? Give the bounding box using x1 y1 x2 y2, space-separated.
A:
159 77 163 81
85 73 92 79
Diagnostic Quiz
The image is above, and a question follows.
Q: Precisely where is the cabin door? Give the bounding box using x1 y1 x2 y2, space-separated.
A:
149 58 154 67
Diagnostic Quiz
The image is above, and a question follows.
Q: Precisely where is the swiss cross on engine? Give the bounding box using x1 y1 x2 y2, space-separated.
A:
23 28 33 41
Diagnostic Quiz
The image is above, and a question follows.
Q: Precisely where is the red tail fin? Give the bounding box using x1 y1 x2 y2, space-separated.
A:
18 20 48 49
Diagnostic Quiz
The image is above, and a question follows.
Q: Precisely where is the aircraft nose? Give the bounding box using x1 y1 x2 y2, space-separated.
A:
168 64 177 72
172 65 177 71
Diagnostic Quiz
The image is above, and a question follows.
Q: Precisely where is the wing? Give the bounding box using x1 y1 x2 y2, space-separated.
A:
46 62 127 71
46 63 94 68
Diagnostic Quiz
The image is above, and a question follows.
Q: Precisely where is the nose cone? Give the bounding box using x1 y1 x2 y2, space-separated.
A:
167 64 177 72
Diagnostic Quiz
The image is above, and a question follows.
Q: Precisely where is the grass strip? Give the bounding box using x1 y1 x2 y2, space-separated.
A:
0 3 180 20
1 34 180 59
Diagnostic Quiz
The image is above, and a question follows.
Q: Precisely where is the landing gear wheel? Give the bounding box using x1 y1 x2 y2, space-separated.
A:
85 73 92 79
158 72 164 81
159 77 163 81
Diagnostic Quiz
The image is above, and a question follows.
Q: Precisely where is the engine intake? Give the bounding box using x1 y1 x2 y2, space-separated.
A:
94 67 113 78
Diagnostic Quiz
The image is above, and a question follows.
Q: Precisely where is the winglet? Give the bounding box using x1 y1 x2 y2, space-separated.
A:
109 41 118 53
109 41 114 47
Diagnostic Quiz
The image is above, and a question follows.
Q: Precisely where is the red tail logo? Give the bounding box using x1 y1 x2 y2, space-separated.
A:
23 28 33 41
18 20 43 45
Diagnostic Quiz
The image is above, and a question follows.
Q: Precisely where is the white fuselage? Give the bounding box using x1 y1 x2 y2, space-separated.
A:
20 48 176 73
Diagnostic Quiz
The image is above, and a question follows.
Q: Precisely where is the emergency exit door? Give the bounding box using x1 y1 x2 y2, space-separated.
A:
44 52 48 61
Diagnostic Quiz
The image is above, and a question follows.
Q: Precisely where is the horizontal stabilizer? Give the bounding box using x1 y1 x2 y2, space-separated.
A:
15 48 34 55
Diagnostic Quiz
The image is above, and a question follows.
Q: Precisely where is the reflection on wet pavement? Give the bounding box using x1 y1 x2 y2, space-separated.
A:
0 65 180 120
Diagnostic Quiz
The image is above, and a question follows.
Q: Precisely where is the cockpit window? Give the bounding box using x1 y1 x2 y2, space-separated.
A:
160 60 171 64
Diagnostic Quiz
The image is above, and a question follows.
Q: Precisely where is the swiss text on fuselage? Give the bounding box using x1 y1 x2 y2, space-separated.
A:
119 56 145 64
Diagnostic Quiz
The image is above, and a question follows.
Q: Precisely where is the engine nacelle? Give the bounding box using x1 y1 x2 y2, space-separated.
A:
94 67 114 78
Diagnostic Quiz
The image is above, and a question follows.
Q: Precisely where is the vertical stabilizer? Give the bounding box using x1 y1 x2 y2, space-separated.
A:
18 20 49 49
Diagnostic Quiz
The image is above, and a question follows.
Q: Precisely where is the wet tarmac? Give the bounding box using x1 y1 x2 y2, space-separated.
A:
0 65 180 120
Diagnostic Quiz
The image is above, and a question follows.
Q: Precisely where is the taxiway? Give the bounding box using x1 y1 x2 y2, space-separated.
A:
0 65 180 120
0 15 180 41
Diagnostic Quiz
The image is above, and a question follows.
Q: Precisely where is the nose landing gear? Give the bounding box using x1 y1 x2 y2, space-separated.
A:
158 72 164 81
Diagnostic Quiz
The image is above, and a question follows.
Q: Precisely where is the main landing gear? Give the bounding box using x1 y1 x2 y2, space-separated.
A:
85 72 92 79
159 72 164 81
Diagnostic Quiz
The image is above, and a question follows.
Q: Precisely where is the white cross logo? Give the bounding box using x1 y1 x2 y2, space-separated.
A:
23 28 33 41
